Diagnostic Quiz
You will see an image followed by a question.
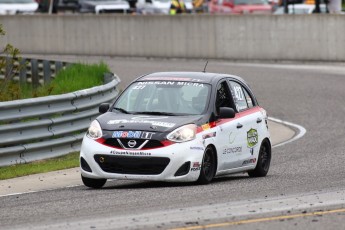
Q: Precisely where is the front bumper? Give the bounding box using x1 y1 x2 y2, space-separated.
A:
80 136 205 182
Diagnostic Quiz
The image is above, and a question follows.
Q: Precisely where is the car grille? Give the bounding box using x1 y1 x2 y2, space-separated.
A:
94 155 170 175
103 138 164 150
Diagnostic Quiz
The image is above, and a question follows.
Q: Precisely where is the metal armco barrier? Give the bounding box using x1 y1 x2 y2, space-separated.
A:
0 73 121 167
0 57 67 87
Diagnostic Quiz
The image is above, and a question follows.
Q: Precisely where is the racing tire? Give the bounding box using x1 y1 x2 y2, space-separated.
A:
197 146 217 184
81 175 107 189
248 140 271 177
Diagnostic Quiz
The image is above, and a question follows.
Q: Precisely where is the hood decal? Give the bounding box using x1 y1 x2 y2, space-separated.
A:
107 118 176 128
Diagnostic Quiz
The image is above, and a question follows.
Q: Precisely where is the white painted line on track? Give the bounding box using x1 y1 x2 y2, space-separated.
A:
0 185 81 198
269 117 307 148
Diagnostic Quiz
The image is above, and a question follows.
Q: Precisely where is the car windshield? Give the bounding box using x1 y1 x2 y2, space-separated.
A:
114 80 211 115
234 0 268 5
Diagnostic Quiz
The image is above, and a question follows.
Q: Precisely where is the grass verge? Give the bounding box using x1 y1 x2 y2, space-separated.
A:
0 152 79 180
0 62 110 102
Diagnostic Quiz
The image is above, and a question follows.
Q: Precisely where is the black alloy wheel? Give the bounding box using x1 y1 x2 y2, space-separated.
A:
248 140 271 177
81 175 107 189
197 146 217 184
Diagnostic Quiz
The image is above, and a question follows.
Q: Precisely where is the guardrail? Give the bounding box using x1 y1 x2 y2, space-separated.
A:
0 57 68 87
0 73 121 167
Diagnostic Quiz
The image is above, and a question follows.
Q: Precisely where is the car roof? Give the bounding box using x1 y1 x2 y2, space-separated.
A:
137 71 246 85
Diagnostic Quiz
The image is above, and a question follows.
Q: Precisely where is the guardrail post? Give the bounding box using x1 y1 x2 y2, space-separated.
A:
5 57 12 79
31 59 39 89
19 58 27 85
55 61 63 76
43 60 52 85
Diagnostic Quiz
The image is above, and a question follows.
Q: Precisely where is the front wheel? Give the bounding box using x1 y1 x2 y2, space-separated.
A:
248 140 271 177
81 175 107 189
197 146 217 184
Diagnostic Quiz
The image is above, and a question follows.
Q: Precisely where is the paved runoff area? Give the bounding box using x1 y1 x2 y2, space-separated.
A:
0 120 295 197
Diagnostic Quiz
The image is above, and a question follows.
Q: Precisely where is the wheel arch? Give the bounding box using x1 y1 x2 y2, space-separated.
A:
206 143 218 173
262 137 272 154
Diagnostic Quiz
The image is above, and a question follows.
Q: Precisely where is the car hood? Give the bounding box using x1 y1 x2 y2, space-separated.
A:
97 112 204 133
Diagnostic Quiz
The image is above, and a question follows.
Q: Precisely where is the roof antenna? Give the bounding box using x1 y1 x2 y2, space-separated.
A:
202 60 209 73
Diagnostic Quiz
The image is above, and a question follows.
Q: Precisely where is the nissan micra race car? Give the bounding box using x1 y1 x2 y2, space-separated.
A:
80 72 271 188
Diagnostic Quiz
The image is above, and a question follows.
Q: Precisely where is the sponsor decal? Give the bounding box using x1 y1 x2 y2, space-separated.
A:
132 85 146 90
247 128 258 148
137 81 204 87
242 158 257 166
112 131 155 139
143 77 205 82
202 123 211 131
110 150 151 156
143 77 193 81
131 116 169 120
223 146 242 155
202 132 216 139
107 119 175 128
191 162 201 171
141 132 155 139
229 132 237 144
190 146 204 151
113 131 141 139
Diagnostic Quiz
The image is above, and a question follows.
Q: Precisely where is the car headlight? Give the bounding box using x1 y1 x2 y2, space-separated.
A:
167 124 197 143
86 120 103 139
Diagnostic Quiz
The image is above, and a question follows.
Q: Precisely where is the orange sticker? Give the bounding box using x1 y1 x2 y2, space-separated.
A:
202 123 211 130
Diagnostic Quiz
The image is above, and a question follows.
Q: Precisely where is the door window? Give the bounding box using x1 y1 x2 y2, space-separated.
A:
215 81 234 114
229 81 254 112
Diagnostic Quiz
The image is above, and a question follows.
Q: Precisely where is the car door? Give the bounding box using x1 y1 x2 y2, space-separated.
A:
228 80 264 168
213 80 248 171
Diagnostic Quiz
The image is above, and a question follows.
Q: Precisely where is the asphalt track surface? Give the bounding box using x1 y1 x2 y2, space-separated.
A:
1 57 345 230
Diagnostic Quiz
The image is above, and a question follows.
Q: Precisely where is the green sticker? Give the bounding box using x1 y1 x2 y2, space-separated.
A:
247 128 258 148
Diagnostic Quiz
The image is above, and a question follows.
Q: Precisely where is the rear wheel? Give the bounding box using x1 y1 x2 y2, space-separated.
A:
197 146 217 184
248 140 271 177
81 175 107 189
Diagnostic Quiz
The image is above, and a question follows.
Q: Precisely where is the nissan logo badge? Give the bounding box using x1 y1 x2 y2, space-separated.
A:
128 140 137 148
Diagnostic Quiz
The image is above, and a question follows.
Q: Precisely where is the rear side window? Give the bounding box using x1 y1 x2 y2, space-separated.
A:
229 81 254 112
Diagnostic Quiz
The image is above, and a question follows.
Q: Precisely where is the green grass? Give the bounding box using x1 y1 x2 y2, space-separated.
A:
44 62 109 95
0 62 110 102
0 152 79 180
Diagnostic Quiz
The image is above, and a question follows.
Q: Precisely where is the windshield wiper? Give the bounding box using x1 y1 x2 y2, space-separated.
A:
113 107 130 114
134 111 177 116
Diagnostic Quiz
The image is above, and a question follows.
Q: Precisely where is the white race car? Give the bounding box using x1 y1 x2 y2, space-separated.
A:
80 72 271 188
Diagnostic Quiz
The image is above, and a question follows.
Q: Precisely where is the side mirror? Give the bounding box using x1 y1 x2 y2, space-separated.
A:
219 107 235 119
99 103 110 114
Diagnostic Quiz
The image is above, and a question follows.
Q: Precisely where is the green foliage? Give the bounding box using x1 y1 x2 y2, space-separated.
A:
0 24 24 94
0 152 79 180
0 62 109 101
44 62 109 95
